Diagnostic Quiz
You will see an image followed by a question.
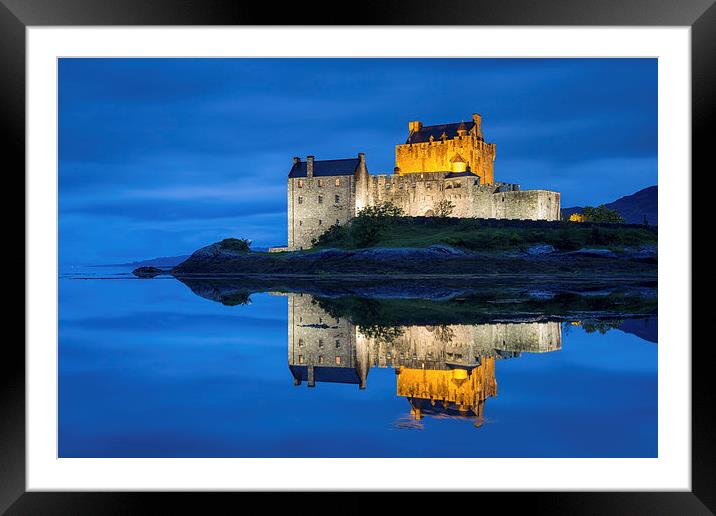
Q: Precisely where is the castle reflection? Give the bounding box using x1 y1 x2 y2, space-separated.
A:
286 293 562 427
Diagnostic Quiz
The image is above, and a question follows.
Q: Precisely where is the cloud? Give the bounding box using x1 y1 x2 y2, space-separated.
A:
59 58 657 264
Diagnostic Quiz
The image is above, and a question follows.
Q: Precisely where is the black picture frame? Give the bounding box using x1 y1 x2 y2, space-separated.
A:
2 0 708 513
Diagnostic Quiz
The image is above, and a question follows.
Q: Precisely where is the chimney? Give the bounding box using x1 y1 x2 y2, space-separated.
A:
472 113 483 139
408 120 422 134
354 152 369 212
292 156 300 165
306 155 314 178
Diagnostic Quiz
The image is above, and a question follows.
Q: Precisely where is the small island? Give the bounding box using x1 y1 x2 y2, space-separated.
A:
133 113 656 287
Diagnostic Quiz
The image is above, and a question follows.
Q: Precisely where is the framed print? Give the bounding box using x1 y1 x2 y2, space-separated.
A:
3 0 710 513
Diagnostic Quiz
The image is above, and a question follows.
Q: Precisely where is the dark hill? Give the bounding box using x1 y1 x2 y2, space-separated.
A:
562 185 657 225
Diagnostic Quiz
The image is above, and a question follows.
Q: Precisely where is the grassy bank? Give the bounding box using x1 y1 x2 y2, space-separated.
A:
313 217 657 252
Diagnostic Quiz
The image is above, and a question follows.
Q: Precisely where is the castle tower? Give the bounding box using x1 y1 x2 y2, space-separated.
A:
287 153 368 251
395 113 496 184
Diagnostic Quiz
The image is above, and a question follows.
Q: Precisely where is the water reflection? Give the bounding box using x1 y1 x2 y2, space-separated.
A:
286 292 561 427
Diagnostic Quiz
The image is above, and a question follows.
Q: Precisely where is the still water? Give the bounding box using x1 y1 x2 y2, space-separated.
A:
59 267 657 458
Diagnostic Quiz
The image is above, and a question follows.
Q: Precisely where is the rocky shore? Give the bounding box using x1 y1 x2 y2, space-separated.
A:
156 242 657 280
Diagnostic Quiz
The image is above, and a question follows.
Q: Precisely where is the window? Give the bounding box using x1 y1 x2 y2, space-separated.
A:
318 219 323 226
335 356 342 365
298 355 304 364
298 196 303 204
335 339 341 348
318 339 324 348
318 179 324 187
335 178 340 187
299 220 303 226
298 338 304 347
298 179 304 188
335 195 340 203
336 219 340 226
318 195 323 204
318 356 325 364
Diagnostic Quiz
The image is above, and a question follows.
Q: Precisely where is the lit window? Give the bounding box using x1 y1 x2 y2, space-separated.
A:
298 355 304 364
318 179 324 187
335 356 341 365
298 179 304 188
335 178 340 187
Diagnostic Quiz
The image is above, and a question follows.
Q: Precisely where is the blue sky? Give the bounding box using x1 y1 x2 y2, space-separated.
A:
59 58 657 264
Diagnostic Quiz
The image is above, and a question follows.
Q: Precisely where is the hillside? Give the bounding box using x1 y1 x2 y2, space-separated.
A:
562 185 657 225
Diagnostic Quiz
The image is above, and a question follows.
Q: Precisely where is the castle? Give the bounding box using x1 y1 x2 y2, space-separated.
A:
286 113 561 250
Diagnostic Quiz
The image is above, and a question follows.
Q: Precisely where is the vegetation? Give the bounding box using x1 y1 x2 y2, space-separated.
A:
311 216 656 252
434 199 455 218
221 291 252 306
581 205 625 223
315 291 656 329
312 201 404 248
219 237 252 252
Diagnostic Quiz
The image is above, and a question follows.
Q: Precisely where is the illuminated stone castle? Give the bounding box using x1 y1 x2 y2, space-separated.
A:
285 293 562 426
286 113 561 250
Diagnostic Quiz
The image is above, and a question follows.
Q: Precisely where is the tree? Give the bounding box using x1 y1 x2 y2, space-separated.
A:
434 199 455 218
351 201 404 247
581 205 624 223
219 237 252 252
357 201 404 219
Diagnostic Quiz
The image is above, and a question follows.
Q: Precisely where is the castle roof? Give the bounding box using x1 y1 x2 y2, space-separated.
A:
289 365 363 384
407 122 479 144
288 158 361 178
445 171 479 179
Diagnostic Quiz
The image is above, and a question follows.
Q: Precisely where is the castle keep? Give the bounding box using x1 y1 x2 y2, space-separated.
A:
287 113 560 250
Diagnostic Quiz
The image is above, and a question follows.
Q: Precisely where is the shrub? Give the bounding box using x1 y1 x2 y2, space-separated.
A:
434 199 455 218
219 238 252 252
582 205 624 223
312 223 348 247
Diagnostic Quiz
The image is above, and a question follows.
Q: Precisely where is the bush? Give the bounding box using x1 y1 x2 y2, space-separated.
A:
434 199 455 218
582 205 624 223
219 238 252 252
312 223 348 247
313 201 404 248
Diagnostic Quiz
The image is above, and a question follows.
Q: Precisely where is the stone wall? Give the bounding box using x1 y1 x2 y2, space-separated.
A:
396 134 496 184
365 172 560 221
287 175 356 250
